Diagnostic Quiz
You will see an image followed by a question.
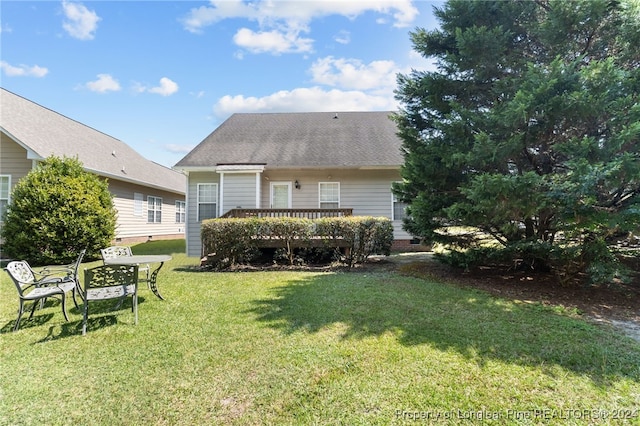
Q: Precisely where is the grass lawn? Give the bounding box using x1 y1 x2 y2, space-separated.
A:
1 240 639 425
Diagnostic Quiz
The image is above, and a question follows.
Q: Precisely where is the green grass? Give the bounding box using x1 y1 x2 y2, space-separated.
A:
1 240 639 425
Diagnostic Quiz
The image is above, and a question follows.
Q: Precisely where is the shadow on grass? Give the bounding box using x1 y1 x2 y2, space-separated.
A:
1 297 146 339
1 313 55 333
247 272 640 383
34 316 120 342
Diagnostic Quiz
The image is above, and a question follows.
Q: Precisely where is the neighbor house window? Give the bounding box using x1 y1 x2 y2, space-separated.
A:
175 200 186 223
197 183 218 221
0 175 10 220
147 196 162 223
392 192 408 221
319 182 339 209
133 192 143 216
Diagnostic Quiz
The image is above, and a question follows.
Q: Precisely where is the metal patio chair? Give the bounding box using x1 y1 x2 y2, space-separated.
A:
101 246 150 284
82 264 139 335
5 260 77 331
41 249 86 305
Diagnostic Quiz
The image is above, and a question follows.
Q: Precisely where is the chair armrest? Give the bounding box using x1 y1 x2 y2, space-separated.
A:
36 266 74 286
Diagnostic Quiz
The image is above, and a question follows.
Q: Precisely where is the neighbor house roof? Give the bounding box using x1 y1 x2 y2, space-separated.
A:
174 111 404 170
0 88 185 194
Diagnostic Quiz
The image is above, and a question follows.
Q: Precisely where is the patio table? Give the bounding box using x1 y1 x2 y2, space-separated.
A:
103 255 171 300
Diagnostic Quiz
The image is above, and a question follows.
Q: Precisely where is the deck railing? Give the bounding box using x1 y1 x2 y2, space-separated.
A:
220 208 353 219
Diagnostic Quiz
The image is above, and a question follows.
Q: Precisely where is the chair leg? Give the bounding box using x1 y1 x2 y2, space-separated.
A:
82 300 88 335
71 286 81 309
29 300 39 319
60 293 69 322
13 301 25 332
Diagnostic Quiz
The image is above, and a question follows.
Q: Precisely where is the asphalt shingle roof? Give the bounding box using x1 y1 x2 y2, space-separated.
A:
1 88 185 194
175 111 404 169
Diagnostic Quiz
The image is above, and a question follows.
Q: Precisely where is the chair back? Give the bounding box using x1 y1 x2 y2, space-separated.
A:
70 249 87 281
84 264 139 300
5 261 37 296
100 246 133 261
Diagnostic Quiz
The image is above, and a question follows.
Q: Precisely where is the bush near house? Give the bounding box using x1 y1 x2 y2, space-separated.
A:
201 216 393 269
1 156 116 265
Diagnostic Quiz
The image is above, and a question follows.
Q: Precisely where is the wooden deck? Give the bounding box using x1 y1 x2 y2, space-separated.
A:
221 208 353 219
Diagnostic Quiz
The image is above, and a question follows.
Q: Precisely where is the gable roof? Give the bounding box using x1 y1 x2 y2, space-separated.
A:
0 88 185 194
174 111 404 170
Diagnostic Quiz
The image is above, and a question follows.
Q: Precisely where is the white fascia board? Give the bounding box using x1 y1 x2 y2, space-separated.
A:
215 164 265 173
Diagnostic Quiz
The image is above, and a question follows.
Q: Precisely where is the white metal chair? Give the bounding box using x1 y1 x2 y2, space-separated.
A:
5 260 76 331
41 249 86 305
82 264 139 335
100 246 150 284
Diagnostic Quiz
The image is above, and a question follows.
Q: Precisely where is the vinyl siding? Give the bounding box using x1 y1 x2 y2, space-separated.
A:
185 168 415 256
109 180 186 240
1 132 186 244
221 173 258 212
185 171 219 257
0 134 32 183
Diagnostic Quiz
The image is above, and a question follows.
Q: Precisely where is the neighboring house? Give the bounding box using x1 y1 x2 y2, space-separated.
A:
0 88 186 244
174 111 425 257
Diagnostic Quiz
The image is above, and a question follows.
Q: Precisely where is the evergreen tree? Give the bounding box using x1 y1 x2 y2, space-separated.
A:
394 0 640 283
1 156 116 265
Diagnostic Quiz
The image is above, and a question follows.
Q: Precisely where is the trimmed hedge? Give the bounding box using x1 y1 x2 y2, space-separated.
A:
201 216 393 269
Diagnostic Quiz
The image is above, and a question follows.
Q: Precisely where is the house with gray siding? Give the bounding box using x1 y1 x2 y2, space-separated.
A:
0 88 186 244
174 111 424 257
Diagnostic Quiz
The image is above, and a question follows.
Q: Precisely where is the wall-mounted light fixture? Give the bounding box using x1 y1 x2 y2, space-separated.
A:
294 180 300 189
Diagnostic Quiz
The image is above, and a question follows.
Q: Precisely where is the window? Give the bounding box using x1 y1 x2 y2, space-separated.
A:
133 192 143 216
147 196 162 223
392 186 408 221
319 182 339 209
0 175 10 220
197 183 218 221
175 200 186 223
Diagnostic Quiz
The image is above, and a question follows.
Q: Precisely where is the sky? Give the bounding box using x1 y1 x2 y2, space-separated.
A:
1 1 441 168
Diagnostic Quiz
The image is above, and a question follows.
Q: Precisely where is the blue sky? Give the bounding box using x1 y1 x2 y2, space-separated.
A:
1 1 440 168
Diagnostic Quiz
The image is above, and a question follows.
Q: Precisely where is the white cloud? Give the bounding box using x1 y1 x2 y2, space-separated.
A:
165 144 195 154
61 1 101 40
310 56 398 92
182 0 418 54
149 77 179 96
233 27 313 54
0 61 48 77
83 74 121 93
213 86 397 117
135 77 179 96
333 30 351 45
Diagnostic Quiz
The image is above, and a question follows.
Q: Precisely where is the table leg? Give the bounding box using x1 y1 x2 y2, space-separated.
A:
148 262 165 300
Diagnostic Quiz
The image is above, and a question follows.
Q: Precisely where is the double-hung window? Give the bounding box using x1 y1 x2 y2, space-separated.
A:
175 200 186 223
197 183 218 221
392 193 408 221
319 182 339 209
0 176 10 220
147 196 162 223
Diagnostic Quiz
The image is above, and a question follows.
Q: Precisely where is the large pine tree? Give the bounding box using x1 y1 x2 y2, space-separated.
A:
394 0 640 283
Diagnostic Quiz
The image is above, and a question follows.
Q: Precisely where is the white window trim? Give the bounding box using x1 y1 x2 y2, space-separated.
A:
197 183 218 222
0 175 11 220
391 182 408 221
318 181 340 208
147 196 162 223
133 192 143 216
175 200 186 223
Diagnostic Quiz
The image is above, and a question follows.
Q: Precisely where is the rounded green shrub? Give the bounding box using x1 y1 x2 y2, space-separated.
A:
1 156 116 265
